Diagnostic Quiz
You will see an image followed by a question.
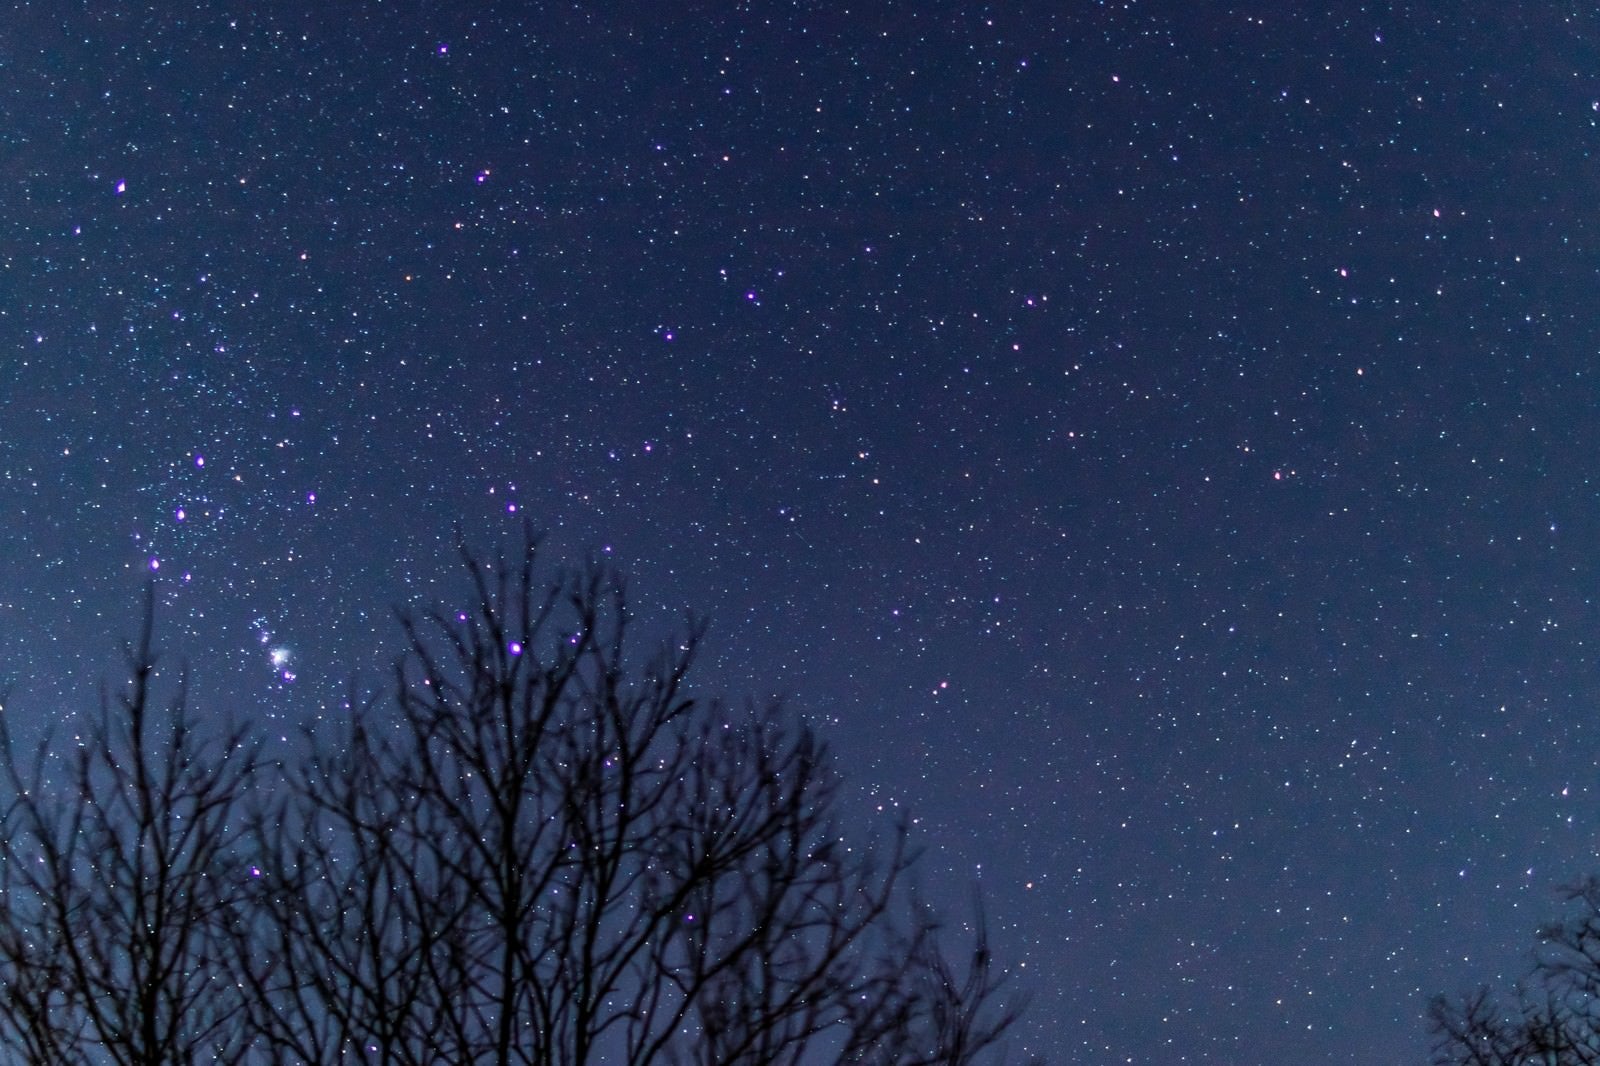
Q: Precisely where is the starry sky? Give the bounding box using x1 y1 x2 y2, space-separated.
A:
4 3 1600 1062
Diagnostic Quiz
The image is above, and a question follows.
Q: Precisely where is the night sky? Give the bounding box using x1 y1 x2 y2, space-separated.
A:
4 3 1600 1062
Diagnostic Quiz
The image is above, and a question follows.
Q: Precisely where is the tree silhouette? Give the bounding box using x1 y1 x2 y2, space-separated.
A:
0 537 1032 1065
0 591 259 1066
1430 878 1600 1065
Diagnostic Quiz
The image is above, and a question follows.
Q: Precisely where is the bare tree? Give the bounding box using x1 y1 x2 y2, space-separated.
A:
1431 878 1600 1065
0 590 259 1066
0 540 1032 1065
245 534 1028 1065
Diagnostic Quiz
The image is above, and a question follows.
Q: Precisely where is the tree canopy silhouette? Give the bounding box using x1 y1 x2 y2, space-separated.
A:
0 534 1032 1066
0 590 258 1066
1430 878 1600 1065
